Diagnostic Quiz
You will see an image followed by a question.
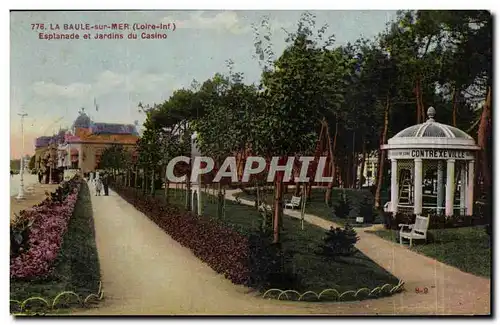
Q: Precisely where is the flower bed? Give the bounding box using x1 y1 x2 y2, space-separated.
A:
10 176 83 279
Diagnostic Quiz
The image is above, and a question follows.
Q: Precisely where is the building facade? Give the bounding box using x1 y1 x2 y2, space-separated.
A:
35 110 139 176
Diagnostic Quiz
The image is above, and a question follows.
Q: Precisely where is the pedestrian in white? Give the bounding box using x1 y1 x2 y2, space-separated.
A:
94 177 103 196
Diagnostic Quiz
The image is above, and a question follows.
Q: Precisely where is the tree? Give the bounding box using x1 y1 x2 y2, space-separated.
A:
98 143 130 176
193 69 259 217
253 13 334 243
28 155 36 171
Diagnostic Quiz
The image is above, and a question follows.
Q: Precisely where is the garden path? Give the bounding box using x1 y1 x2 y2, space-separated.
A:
225 188 491 315
74 188 489 315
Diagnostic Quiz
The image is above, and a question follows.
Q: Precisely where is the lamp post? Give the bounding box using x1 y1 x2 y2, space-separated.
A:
16 112 28 200
48 148 54 184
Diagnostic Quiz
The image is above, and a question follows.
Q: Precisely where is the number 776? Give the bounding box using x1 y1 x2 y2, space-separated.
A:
31 24 45 30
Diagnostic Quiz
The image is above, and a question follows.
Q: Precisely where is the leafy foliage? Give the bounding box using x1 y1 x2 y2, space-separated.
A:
358 194 378 223
10 176 83 279
319 224 359 257
333 192 352 219
98 144 131 172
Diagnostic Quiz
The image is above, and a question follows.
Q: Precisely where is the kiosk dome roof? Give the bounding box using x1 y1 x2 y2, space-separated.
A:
383 107 479 150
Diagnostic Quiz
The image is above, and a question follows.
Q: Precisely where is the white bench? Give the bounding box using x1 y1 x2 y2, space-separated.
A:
398 215 430 247
383 201 391 212
284 196 301 209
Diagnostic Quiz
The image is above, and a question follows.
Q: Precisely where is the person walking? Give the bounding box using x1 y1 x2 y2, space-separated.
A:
94 177 103 196
102 172 109 196
38 170 43 183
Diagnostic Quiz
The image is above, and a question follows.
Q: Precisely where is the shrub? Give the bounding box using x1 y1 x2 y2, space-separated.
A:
358 195 377 223
333 192 351 219
485 224 491 237
248 233 289 289
319 224 359 257
10 214 34 258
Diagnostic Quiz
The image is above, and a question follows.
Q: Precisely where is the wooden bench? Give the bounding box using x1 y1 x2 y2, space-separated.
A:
284 196 301 209
398 215 430 247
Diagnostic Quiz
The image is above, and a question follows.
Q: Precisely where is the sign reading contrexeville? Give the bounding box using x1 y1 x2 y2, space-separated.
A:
388 149 475 160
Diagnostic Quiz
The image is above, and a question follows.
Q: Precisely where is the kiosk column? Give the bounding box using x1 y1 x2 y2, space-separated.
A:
391 159 398 213
437 160 445 214
414 158 423 215
445 159 456 216
466 160 475 215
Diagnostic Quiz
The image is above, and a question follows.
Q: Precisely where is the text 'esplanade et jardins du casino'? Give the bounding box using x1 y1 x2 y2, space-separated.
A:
35 22 175 40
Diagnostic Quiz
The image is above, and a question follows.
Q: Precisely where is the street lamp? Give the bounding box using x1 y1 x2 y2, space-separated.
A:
16 112 28 200
48 146 54 184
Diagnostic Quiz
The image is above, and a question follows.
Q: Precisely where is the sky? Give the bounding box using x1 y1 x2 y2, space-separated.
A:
9 10 398 159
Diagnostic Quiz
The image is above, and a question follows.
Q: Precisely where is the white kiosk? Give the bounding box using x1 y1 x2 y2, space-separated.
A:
381 107 480 216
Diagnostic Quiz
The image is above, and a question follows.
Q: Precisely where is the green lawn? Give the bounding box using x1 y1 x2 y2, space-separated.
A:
366 227 491 277
234 187 387 226
153 188 400 294
10 182 101 312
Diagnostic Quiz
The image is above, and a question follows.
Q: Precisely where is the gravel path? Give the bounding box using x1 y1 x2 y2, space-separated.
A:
74 188 490 315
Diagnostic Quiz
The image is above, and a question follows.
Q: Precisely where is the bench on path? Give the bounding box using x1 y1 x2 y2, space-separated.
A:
398 215 430 247
284 196 301 209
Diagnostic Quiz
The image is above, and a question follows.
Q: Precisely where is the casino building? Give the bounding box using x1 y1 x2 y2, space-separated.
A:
34 109 139 178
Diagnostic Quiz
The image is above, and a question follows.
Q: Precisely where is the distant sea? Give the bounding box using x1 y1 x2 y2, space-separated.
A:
10 173 39 196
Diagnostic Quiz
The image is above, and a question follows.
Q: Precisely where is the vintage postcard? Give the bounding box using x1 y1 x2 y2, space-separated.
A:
9 9 492 316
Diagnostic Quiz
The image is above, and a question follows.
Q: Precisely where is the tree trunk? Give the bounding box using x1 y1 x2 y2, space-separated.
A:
375 94 390 208
346 154 352 188
451 85 460 127
142 168 146 194
134 166 138 189
308 118 326 201
359 138 367 189
150 169 155 196
415 78 421 123
325 120 338 205
419 76 425 120
164 165 170 204
350 131 356 188
477 86 492 203
294 182 301 196
272 157 286 244
217 182 223 218
352 153 358 189
273 177 283 244
185 176 191 211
